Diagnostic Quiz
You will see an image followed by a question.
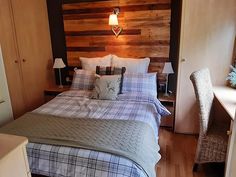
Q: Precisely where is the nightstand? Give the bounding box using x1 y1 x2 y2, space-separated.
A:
44 85 70 102
158 93 176 131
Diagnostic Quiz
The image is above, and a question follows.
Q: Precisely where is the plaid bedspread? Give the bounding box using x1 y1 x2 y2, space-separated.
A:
27 90 169 177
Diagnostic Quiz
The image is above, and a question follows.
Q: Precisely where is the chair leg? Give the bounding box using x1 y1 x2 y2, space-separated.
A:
193 163 198 172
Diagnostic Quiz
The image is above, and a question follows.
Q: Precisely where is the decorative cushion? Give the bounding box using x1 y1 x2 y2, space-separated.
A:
92 75 121 100
80 54 112 71
96 66 126 75
96 66 126 94
111 55 150 73
122 73 157 97
71 69 96 90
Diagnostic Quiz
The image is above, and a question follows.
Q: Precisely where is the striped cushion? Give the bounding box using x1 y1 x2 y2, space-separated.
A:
96 66 126 75
71 69 96 90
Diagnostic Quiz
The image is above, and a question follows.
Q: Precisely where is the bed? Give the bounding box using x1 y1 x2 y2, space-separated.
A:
0 56 170 177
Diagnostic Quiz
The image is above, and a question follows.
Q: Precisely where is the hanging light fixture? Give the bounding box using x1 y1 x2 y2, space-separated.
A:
108 8 122 37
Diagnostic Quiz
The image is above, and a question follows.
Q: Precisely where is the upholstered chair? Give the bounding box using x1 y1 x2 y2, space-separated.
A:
190 68 228 171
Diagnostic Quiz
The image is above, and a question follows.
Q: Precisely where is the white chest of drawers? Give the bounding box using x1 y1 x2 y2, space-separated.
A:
0 133 31 177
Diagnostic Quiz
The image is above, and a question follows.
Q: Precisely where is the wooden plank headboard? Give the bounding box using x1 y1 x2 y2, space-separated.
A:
62 0 171 84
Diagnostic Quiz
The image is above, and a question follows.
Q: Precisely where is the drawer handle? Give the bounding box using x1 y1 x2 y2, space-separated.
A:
227 130 232 136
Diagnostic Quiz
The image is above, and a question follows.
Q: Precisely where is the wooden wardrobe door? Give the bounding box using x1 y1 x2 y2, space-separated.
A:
11 0 53 111
0 0 26 118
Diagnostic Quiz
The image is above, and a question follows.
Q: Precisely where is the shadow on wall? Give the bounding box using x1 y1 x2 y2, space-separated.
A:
232 37 236 67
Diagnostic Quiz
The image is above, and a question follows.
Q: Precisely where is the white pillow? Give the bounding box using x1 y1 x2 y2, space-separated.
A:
80 54 112 71
111 55 150 73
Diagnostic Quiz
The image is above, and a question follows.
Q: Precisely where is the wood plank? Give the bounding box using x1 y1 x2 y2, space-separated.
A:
64 13 110 20
67 46 105 51
65 29 141 36
65 36 169 47
63 0 171 10
63 0 110 4
64 22 170 33
66 46 169 61
63 4 171 14
105 45 169 57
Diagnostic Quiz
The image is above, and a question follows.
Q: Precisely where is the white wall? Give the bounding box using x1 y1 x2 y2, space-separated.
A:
0 46 13 125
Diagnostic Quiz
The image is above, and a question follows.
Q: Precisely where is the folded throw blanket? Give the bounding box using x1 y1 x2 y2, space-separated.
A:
0 112 160 177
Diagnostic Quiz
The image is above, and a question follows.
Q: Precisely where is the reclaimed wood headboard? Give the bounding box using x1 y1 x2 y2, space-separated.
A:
62 0 171 84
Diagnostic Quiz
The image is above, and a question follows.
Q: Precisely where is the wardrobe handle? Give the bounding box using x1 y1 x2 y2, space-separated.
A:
227 130 232 136
14 60 18 63
181 58 186 62
22 59 26 62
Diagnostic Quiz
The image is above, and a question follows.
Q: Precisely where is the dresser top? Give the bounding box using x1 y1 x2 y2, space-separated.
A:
0 133 28 160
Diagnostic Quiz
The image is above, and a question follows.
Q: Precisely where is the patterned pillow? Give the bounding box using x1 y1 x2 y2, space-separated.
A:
122 73 157 97
96 66 126 75
96 66 126 94
71 69 96 90
92 75 121 100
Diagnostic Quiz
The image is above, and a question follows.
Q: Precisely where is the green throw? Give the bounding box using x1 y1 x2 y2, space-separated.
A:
0 112 160 177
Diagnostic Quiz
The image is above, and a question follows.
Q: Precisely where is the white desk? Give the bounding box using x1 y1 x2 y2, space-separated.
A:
213 86 236 177
214 86 236 120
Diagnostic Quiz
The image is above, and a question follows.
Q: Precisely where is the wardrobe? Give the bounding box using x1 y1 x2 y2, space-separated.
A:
0 0 53 118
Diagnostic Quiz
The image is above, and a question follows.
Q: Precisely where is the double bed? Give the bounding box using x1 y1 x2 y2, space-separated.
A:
0 55 170 177
0 90 168 177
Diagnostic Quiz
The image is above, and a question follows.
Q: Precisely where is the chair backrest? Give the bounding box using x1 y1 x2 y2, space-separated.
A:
190 68 214 135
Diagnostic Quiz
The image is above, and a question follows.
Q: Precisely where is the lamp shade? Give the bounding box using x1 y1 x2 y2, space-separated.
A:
162 62 174 74
53 58 66 69
109 14 118 26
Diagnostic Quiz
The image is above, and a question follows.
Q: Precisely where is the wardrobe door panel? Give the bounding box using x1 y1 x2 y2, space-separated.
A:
11 0 53 111
0 0 26 118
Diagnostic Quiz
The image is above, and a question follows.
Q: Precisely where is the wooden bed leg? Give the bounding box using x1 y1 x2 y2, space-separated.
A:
193 163 198 172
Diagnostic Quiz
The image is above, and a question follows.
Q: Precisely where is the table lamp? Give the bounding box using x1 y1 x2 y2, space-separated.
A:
162 62 174 96
53 58 66 88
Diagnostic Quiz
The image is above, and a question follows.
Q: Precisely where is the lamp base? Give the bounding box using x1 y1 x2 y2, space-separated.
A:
58 85 64 89
163 92 170 97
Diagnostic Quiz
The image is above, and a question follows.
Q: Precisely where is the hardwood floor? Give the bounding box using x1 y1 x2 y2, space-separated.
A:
157 128 224 177
32 128 224 177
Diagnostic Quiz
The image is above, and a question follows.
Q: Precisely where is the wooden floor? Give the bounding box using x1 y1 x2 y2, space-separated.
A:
32 128 224 177
156 128 224 177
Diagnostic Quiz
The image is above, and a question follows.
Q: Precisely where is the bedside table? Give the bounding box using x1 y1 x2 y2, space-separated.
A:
158 93 176 131
44 85 70 102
